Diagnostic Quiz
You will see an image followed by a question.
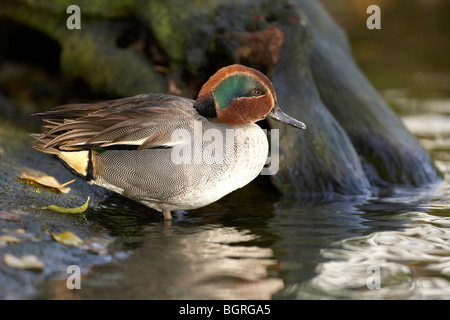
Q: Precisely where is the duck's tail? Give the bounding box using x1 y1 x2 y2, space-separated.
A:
31 117 93 180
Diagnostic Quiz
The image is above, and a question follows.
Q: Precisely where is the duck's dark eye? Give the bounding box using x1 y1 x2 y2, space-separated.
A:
250 88 262 96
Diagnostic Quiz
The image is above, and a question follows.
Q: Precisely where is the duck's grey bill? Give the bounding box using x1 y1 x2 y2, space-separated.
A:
267 106 306 129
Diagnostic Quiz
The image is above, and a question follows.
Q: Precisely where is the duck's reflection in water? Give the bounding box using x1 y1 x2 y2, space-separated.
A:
76 224 283 300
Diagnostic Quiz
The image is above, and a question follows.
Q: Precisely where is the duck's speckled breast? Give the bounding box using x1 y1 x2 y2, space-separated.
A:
91 119 268 212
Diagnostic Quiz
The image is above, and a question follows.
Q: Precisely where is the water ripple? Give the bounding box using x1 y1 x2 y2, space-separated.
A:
294 208 450 299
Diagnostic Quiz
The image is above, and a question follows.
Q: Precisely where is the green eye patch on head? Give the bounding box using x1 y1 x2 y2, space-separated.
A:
212 74 267 112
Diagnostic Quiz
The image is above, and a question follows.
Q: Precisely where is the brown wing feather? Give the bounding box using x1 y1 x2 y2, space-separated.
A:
32 94 198 154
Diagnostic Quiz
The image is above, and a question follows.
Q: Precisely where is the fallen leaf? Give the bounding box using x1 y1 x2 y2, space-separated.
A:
19 172 75 193
1 229 40 243
42 196 90 214
51 231 83 247
0 210 21 221
3 253 44 271
0 235 22 244
2 228 25 233
82 237 113 255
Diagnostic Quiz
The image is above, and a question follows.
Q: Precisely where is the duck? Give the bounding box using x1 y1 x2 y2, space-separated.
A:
32 64 306 220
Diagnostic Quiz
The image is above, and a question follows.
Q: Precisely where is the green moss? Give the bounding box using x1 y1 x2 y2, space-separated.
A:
144 1 186 62
2 0 167 97
59 24 167 96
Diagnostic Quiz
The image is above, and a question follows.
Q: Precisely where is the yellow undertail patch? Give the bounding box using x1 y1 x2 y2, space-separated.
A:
58 151 90 176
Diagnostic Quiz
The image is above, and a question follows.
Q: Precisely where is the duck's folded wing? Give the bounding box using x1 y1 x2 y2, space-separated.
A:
32 94 200 154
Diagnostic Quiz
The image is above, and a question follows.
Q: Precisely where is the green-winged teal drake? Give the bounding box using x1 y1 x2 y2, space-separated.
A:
32 64 306 220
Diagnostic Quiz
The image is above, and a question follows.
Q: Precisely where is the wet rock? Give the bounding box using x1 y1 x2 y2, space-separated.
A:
0 120 115 299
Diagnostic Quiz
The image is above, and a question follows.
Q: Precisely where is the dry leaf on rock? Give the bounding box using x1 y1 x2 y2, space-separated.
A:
51 231 84 247
0 210 21 221
19 172 75 193
1 229 40 243
42 196 90 214
1 228 25 233
3 253 44 271
82 237 113 255
0 235 22 244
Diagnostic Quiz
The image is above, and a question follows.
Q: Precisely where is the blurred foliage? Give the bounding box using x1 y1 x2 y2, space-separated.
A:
320 0 450 97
